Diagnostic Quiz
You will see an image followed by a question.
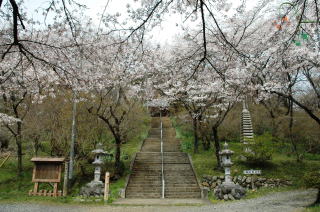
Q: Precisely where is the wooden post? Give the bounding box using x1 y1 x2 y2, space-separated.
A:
53 183 58 197
33 182 39 194
63 161 69 196
104 172 110 201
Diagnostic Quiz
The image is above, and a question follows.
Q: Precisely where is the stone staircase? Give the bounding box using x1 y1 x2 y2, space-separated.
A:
125 117 201 199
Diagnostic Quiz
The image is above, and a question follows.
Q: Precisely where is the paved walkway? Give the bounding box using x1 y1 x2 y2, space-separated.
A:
0 189 317 212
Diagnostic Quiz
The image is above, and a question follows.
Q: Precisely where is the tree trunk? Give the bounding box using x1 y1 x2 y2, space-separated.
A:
193 118 199 153
114 137 122 178
201 136 210 151
16 121 22 176
316 189 320 204
288 102 301 162
33 136 39 156
212 127 221 169
270 116 276 139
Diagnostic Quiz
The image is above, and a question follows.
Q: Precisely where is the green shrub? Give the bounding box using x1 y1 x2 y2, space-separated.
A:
243 132 275 164
304 171 320 189
181 140 192 151
304 153 320 161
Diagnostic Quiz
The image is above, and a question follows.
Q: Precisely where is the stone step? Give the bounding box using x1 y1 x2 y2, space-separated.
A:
150 118 173 129
165 187 200 192
168 176 198 182
131 167 161 171
163 148 181 152
165 183 199 186
130 175 162 179
136 152 161 155
141 147 160 152
126 187 161 192
128 180 161 183
128 181 162 185
164 177 197 181
132 169 161 173
148 128 176 133
128 181 161 185
130 172 161 176
164 163 192 168
165 192 201 198
164 171 195 176
126 193 162 198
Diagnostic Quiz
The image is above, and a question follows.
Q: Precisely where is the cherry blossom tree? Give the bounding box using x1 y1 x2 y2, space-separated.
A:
75 37 148 178
0 53 59 174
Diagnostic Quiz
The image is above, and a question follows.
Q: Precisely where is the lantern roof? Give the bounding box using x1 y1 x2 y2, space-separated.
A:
92 143 107 154
93 160 104 165
219 142 234 155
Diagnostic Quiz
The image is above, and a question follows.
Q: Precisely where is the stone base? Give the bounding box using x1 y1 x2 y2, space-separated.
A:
80 181 104 197
214 182 246 201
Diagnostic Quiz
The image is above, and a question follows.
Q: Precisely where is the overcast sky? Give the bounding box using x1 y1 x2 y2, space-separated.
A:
23 0 260 45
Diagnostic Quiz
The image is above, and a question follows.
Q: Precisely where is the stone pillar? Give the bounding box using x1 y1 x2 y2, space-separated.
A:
94 166 101 182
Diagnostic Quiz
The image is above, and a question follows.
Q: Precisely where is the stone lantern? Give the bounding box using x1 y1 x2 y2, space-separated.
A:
215 142 246 200
220 142 234 184
92 143 107 183
80 143 108 197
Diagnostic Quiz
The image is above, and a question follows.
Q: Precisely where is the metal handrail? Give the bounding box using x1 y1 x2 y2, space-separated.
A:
160 112 165 198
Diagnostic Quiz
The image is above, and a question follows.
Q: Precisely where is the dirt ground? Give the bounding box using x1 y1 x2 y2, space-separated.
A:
0 189 317 212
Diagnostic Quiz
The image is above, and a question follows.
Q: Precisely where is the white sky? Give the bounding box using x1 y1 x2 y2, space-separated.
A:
23 0 260 45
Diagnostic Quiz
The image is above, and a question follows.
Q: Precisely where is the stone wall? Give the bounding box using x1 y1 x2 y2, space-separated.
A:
202 175 292 190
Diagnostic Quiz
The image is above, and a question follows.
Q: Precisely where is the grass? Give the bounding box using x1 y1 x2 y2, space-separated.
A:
172 117 320 203
304 205 320 212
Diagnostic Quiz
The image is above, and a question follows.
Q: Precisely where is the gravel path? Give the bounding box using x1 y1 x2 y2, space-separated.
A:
0 189 317 212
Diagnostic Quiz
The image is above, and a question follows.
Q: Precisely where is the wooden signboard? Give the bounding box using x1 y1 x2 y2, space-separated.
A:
29 157 65 197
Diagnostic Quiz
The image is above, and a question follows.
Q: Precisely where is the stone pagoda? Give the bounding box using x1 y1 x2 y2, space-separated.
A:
80 143 107 197
240 100 254 152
